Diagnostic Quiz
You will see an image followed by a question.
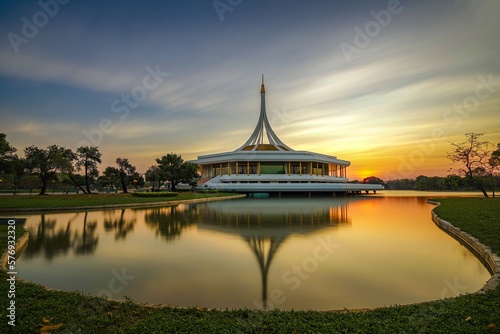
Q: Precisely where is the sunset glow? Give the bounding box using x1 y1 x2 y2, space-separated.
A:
1 1 499 181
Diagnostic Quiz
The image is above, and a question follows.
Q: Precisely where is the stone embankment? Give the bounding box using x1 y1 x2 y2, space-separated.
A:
428 200 500 292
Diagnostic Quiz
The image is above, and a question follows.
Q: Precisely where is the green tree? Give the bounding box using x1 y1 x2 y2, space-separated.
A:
0 134 24 186
130 172 145 189
448 133 491 198
24 145 74 195
155 153 200 191
98 166 121 191
145 165 164 191
0 133 16 172
0 135 25 192
180 162 200 189
76 146 102 193
115 158 136 193
414 175 429 190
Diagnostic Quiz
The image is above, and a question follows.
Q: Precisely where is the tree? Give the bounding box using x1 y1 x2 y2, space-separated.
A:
130 172 145 189
488 143 500 198
448 133 491 198
155 153 200 191
75 146 102 193
145 165 164 191
24 145 74 195
362 176 384 185
180 162 200 188
0 133 22 177
0 134 25 192
115 158 136 193
98 166 121 191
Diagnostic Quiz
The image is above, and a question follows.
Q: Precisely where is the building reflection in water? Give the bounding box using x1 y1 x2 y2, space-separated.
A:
18 198 351 309
14 196 492 310
195 198 350 309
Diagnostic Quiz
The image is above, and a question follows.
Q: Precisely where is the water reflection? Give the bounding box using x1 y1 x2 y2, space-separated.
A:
22 212 99 260
143 206 196 241
103 209 136 241
12 196 491 311
197 199 349 309
74 212 98 255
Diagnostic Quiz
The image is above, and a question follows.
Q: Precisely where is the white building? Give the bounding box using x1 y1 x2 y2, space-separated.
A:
190 76 383 195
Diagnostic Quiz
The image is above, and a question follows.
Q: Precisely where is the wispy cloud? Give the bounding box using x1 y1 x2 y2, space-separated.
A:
0 0 498 178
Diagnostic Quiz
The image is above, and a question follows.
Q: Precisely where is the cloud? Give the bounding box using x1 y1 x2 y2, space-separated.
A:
0 0 499 179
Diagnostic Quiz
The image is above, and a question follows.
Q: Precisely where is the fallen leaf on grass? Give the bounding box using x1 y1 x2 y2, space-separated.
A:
40 323 63 333
465 316 472 322
487 324 497 331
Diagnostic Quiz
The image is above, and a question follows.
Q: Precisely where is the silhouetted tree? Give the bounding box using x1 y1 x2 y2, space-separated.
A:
76 146 102 193
0 133 25 191
448 133 492 198
489 143 500 197
115 158 136 193
98 166 119 190
362 176 384 185
0 133 17 173
24 145 74 195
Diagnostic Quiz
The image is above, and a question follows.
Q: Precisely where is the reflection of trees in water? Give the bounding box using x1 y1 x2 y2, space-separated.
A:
143 205 196 241
23 214 69 260
103 209 136 240
23 212 99 260
74 212 98 255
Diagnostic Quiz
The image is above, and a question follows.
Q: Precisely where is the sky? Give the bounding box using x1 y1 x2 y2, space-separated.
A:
0 0 499 181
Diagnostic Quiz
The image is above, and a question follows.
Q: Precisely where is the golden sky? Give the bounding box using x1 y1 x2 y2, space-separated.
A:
1 1 499 180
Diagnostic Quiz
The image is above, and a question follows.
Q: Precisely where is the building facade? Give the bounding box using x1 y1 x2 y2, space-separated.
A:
190 76 383 194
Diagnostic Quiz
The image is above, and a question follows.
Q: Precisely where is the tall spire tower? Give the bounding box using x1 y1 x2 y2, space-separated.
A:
237 75 293 151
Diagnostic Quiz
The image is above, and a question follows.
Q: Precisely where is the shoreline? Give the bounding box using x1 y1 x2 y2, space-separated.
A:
0 194 246 214
428 200 500 292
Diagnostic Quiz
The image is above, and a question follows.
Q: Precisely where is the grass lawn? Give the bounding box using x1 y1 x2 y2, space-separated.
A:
432 197 500 255
0 197 498 333
0 192 241 210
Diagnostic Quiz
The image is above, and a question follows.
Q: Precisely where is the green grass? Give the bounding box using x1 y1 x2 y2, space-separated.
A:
432 197 500 255
131 191 179 197
0 192 240 210
0 197 499 333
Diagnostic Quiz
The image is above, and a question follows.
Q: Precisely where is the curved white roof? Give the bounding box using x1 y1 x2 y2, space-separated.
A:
191 76 350 167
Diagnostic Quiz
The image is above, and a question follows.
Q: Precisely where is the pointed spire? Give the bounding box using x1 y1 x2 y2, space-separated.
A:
236 76 293 152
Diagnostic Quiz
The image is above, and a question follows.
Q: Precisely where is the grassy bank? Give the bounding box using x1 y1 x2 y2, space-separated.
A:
0 192 239 210
432 197 500 255
0 198 499 333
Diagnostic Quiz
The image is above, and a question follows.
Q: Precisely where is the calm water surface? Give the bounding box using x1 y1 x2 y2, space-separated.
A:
11 192 490 310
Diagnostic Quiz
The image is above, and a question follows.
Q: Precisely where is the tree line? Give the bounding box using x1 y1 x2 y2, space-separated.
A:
359 133 500 198
0 133 199 195
1 132 498 197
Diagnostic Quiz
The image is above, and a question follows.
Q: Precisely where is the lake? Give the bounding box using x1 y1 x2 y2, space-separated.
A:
10 191 491 310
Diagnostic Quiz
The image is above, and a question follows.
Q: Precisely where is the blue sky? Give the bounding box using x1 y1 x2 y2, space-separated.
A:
1 0 499 180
